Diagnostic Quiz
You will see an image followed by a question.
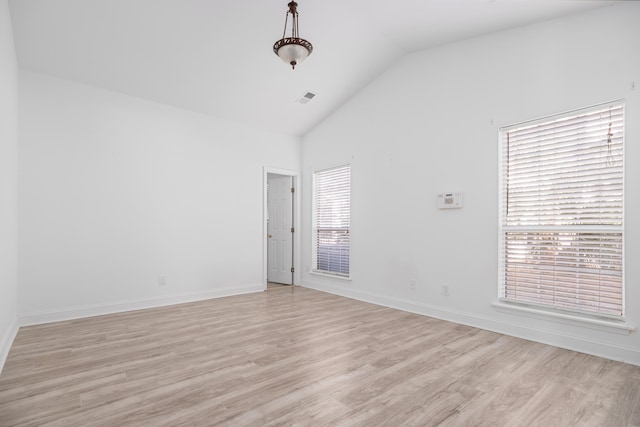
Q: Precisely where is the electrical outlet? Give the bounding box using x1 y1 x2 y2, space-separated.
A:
410 279 417 290
158 276 167 286
442 283 449 297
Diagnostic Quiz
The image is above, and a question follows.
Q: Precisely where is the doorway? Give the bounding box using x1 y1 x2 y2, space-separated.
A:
263 168 298 288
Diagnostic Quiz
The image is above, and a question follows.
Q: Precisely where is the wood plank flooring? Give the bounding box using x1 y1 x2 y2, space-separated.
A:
1 286 639 426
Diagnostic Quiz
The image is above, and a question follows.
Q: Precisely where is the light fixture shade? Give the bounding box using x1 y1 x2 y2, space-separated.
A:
273 38 313 69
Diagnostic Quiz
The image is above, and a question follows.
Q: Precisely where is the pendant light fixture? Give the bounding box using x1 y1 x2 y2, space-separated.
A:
273 1 313 69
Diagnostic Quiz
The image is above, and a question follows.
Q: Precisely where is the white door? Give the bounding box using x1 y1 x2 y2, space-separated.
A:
267 174 293 285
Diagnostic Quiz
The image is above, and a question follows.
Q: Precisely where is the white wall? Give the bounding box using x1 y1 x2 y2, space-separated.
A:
301 3 640 364
0 0 19 372
18 71 300 323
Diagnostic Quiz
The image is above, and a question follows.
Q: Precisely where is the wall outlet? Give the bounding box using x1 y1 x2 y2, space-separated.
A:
410 279 417 290
158 276 167 286
442 283 449 297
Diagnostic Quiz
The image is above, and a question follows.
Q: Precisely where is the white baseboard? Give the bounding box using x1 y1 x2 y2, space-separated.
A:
19 284 264 326
0 316 19 376
302 280 640 366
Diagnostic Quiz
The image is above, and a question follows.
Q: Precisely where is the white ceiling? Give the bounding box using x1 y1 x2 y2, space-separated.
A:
8 0 619 136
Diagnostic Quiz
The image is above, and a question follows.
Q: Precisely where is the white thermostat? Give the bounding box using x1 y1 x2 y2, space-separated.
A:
438 192 463 209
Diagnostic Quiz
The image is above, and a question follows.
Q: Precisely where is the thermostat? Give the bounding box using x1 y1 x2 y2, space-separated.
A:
438 192 463 209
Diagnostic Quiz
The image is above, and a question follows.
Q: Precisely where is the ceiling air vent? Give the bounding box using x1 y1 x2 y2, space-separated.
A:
297 91 316 105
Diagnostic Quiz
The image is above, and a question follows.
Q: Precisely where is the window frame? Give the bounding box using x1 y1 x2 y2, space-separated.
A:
498 100 625 320
312 164 352 279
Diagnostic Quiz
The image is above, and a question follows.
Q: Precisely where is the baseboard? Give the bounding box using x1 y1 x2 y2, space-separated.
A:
302 280 640 366
0 316 19 376
19 284 264 326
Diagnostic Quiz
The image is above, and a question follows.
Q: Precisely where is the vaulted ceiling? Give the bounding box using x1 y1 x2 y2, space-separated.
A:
8 0 618 136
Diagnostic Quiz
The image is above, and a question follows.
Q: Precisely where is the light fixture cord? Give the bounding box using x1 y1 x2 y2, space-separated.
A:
292 10 299 38
281 10 289 39
282 2 299 39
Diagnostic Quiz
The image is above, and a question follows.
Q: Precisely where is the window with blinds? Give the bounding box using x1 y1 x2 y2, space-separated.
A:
313 165 351 277
499 101 624 318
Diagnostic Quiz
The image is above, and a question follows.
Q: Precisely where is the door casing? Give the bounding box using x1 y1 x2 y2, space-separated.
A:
263 167 300 289
267 174 293 284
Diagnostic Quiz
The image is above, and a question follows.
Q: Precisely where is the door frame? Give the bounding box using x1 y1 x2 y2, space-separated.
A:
263 167 300 290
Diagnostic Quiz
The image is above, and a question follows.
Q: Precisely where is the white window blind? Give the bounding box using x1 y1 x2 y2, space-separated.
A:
499 102 624 318
313 165 351 277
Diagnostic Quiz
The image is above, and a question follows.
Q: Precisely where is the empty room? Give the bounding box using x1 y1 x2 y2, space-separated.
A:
1 0 639 425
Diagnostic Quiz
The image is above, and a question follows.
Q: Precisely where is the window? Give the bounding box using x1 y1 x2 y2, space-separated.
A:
313 165 351 277
499 101 624 318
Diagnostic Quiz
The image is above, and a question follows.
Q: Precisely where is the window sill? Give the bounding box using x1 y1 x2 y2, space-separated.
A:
309 271 352 282
492 301 635 335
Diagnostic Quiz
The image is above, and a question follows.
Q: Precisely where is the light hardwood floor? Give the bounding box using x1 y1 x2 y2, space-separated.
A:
1 286 639 426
